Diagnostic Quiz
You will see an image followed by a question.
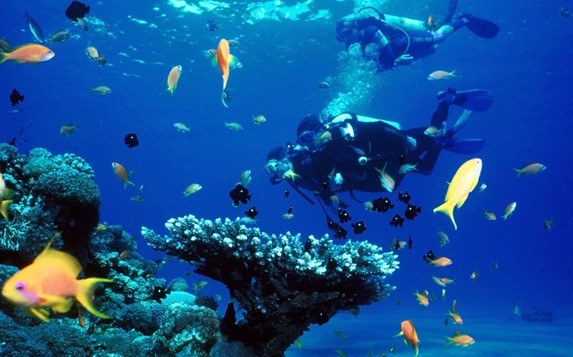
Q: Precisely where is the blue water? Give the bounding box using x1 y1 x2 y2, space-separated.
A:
2 0 572 355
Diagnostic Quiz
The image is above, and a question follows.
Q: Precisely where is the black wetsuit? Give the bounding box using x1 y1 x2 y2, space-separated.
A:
335 0 463 71
287 114 442 199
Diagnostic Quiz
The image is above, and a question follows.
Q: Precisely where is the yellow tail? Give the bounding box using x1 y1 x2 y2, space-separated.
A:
76 278 113 319
433 200 458 230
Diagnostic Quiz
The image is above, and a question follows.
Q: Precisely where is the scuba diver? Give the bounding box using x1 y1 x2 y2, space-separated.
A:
264 88 493 206
336 0 499 72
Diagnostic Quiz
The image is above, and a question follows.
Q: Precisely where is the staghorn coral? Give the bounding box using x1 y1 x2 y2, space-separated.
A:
142 215 399 356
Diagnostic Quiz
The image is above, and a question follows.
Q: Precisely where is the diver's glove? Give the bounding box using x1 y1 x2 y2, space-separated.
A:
292 144 308 152
395 54 414 66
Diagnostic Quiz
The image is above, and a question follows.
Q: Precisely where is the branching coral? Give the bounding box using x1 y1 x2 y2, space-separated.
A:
142 215 399 356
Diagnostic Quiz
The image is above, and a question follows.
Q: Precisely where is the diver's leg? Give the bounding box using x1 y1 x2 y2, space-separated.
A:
425 101 449 137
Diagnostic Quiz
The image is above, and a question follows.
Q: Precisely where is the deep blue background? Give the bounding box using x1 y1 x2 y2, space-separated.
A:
1 0 572 331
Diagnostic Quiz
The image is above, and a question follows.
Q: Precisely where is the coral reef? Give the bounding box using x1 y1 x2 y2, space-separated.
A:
0 145 398 356
0 145 222 356
0 145 100 263
142 215 399 356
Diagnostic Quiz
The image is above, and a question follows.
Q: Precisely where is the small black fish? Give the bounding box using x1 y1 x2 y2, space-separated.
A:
444 316 449 326
334 225 348 239
404 204 421 220
422 250 436 263
229 184 251 206
398 191 411 204
338 207 351 223
124 133 139 148
326 215 338 231
351 220 366 234
371 196 394 212
408 236 413 249
205 19 219 31
10 89 24 107
284 188 290 198
245 206 258 219
8 138 16 146
389 214 404 227
150 286 168 302
322 180 328 191
286 205 293 215
65 1 90 22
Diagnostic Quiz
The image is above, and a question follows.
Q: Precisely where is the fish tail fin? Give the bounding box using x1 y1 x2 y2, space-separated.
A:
433 200 458 230
1 199 12 220
124 180 135 189
76 278 112 319
513 168 521 176
221 91 228 108
0 51 7 64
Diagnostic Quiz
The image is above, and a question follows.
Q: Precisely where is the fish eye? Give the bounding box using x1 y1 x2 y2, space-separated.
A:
15 281 25 290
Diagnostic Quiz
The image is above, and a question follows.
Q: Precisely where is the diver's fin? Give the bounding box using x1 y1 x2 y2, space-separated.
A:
440 137 485 154
454 89 493 112
464 15 499 39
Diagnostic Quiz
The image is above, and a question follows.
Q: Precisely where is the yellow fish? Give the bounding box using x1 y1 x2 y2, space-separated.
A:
483 210 496 221
434 158 482 230
502 201 517 220
1 236 111 322
91 86 112 95
375 162 395 192
282 169 301 181
183 183 202 196
166 65 182 95
252 115 266 124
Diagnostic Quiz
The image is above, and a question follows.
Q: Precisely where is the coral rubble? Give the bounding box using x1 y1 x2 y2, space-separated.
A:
142 215 399 356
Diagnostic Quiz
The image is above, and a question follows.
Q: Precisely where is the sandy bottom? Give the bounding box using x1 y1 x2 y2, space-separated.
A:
286 306 573 356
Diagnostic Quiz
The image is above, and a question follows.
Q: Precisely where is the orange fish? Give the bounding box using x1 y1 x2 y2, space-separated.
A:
432 276 455 287
414 291 429 306
448 310 463 324
111 162 134 188
166 65 182 95
214 39 242 107
429 256 453 267
396 320 420 357
1 236 112 322
216 39 231 107
446 331 475 347
0 43 55 64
